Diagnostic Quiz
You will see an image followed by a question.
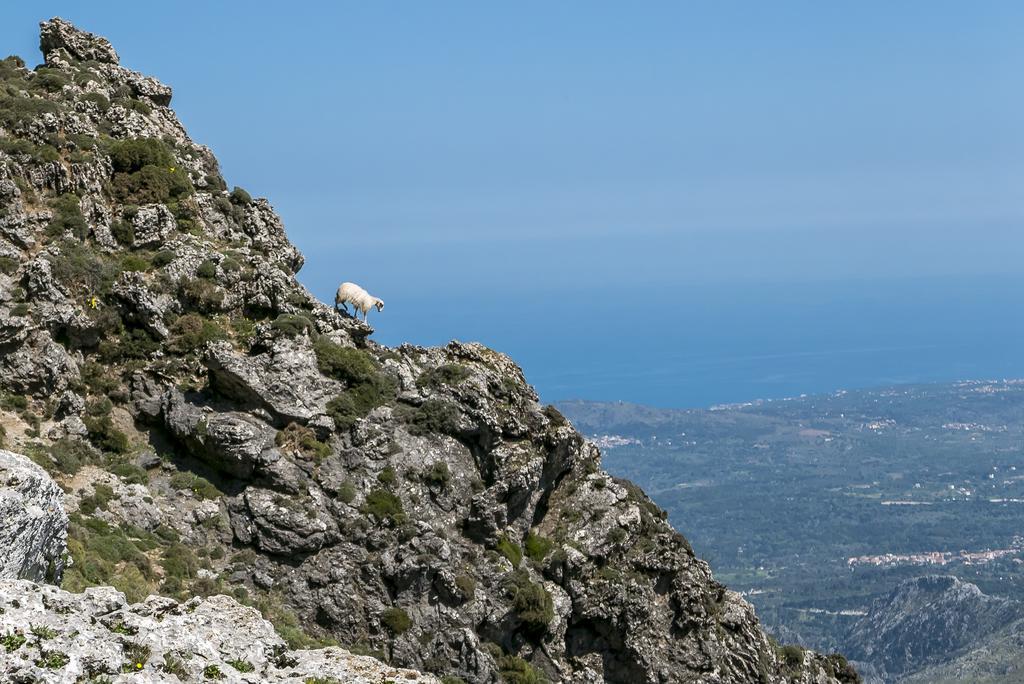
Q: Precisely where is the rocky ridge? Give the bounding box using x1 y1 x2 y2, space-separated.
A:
845 575 1024 683
0 17 858 684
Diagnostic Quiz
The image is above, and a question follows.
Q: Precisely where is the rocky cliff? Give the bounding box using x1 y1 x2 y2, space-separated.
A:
845 575 1024 684
0 18 858 684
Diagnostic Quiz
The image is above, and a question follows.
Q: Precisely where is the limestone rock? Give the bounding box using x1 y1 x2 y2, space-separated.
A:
0 579 438 683
0 450 68 582
40 17 119 64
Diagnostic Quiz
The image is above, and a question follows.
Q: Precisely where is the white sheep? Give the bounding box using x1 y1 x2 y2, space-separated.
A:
334 282 384 321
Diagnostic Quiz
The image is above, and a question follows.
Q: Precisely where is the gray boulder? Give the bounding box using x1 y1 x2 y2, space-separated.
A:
39 17 119 64
0 450 68 582
0 579 438 683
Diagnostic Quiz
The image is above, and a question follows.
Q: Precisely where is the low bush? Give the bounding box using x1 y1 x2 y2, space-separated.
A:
507 569 554 637
524 532 554 563
381 607 412 635
168 313 226 354
361 487 406 525
402 399 461 436
495 535 522 568
83 414 130 454
313 338 378 384
229 186 252 205
110 218 134 246
168 471 221 500
80 91 110 112
270 313 315 337
325 372 397 431
454 574 476 601
195 259 217 279
422 461 450 488
496 655 549 684
46 193 88 239
417 363 471 389
275 423 330 462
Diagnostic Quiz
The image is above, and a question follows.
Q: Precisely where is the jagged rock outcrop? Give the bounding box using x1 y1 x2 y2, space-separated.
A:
0 18 859 684
845 575 1024 683
0 450 68 582
0 579 437 683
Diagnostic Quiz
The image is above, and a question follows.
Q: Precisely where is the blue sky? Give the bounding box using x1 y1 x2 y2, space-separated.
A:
3 3 1023 406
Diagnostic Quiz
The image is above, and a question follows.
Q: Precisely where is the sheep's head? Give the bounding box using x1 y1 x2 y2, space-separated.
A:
375 299 384 312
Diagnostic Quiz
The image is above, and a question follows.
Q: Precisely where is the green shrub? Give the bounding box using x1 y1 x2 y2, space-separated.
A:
32 68 70 93
227 659 254 672
44 438 97 475
380 607 411 635
110 218 134 246
169 313 227 354
202 664 224 680
423 461 450 487
178 277 224 312
78 483 115 514
403 399 461 436
61 518 156 603
109 461 148 485
251 593 337 650
270 313 315 337
229 186 252 205
152 250 175 268
496 655 549 684
0 95 59 129
205 174 227 192
495 535 522 568
106 138 173 173
0 255 19 274
417 363 471 389
168 471 221 500
313 338 378 384
120 254 149 272
112 163 192 204
1 631 26 652
81 92 110 111
337 479 356 504
35 650 70 669
196 259 217 279
454 574 476 601
524 533 553 563
507 569 554 637
162 653 188 678
778 643 805 669
83 414 130 454
50 239 120 295
46 193 88 239
606 527 627 545
441 677 468 684
162 543 199 580
361 487 406 525
377 466 397 486
325 373 396 431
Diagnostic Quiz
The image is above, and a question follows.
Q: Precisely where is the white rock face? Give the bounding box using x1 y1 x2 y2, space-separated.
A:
0 450 68 582
0 579 440 683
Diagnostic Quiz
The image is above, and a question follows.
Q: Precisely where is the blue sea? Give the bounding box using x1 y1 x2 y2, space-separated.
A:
292 220 1024 410
299 259 1024 409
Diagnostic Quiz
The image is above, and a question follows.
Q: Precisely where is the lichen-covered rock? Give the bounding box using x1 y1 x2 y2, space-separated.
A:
0 451 68 582
39 16 120 64
0 579 438 683
205 338 342 425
